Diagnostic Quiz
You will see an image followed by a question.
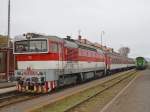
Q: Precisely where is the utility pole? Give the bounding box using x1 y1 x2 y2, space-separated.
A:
6 0 11 81
78 30 81 36
78 30 82 41
101 31 105 48
8 0 10 44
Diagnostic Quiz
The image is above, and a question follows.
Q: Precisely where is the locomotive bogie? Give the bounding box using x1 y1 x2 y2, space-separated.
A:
58 75 77 86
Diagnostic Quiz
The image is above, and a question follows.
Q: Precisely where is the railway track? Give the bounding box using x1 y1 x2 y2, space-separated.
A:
31 70 137 112
0 70 136 111
0 91 43 108
0 85 15 89
0 71 126 108
64 70 137 112
0 91 22 101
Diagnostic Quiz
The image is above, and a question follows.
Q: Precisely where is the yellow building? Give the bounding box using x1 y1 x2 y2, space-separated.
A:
0 35 12 48
0 35 14 81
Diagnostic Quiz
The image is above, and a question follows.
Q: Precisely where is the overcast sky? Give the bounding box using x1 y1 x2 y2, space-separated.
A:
0 0 150 58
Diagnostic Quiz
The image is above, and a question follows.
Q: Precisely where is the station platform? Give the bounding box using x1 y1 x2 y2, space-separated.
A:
0 86 16 94
101 69 150 112
0 82 16 94
0 81 16 89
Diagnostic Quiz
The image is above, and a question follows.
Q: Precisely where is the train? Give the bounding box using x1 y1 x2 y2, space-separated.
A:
14 33 135 93
135 57 148 70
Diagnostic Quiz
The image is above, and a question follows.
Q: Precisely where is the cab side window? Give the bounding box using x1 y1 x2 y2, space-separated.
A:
49 43 58 52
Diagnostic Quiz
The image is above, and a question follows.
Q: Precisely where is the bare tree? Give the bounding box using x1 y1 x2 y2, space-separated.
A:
118 47 130 57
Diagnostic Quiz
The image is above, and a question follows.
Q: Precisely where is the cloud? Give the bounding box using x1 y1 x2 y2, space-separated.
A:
0 0 150 57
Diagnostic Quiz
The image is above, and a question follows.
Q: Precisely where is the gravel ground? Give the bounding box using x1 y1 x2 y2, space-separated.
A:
100 69 150 112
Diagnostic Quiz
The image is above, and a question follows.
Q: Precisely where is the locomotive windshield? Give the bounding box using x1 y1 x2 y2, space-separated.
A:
14 39 47 53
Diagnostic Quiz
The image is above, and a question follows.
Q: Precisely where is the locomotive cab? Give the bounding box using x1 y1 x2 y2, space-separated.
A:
14 33 62 93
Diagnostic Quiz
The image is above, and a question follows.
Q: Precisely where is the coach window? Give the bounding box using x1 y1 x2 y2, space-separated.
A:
49 43 58 52
14 40 47 53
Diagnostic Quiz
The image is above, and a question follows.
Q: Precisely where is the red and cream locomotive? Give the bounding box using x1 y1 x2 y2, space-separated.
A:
14 33 135 93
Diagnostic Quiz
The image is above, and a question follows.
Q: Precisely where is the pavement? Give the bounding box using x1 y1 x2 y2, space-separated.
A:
0 81 16 94
100 69 150 112
0 81 16 89
0 86 16 94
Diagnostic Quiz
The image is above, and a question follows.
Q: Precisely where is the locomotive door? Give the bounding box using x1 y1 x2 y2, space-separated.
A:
66 48 74 73
65 47 78 73
58 43 63 75
66 48 73 61
105 54 111 73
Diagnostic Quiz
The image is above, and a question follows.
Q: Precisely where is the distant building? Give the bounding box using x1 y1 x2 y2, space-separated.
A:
0 35 12 48
0 35 15 81
118 47 130 57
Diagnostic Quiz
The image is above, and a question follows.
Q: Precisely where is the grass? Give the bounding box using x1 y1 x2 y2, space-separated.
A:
31 71 138 112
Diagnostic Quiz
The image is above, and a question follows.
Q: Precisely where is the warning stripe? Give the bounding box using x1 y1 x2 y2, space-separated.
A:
16 81 58 93
43 80 58 93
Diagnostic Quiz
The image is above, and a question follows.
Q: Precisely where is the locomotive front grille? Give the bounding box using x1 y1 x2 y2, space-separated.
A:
28 85 34 90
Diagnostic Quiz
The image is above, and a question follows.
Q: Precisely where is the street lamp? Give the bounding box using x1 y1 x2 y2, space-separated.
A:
8 0 11 47
6 0 11 81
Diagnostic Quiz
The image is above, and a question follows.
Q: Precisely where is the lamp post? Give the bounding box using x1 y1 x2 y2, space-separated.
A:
8 0 11 45
6 0 11 81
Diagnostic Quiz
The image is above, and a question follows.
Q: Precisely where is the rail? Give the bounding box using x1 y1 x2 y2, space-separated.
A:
63 70 137 112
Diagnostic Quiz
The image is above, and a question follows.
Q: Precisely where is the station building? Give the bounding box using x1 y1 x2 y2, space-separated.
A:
0 35 15 81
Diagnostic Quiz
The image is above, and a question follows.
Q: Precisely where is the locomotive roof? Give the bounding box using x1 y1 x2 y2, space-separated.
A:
75 40 97 50
63 37 96 50
64 39 78 48
15 33 133 60
15 33 64 43
34 35 63 43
